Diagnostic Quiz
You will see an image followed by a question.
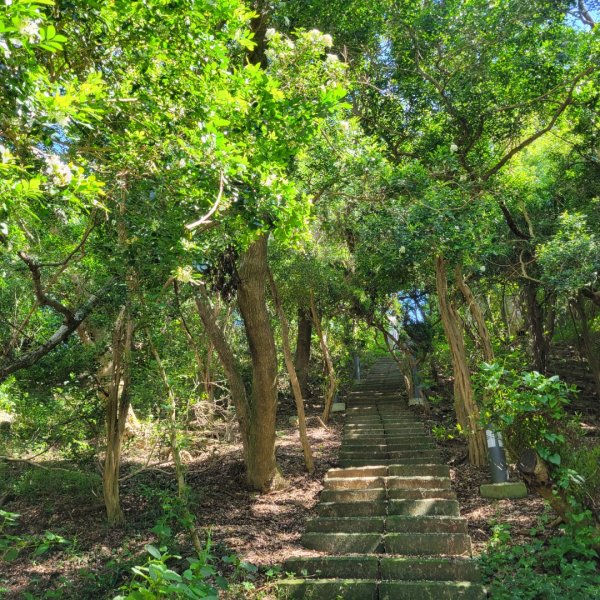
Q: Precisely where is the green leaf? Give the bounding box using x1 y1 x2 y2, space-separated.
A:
145 544 162 560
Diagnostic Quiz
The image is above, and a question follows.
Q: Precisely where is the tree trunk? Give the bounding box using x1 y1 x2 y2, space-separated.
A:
435 256 487 466
309 291 337 423
236 235 280 491
524 280 553 373
455 266 494 362
194 287 250 456
294 307 312 398
268 271 314 473
572 294 600 399
103 307 133 525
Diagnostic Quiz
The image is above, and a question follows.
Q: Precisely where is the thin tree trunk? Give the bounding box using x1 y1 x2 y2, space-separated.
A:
194 287 250 455
268 270 314 473
573 294 600 399
294 307 312 398
103 307 133 525
149 339 203 554
309 291 337 423
435 256 487 466
524 280 549 373
455 266 494 362
236 235 280 491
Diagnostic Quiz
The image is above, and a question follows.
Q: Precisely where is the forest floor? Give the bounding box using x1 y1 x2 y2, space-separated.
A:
1 366 598 599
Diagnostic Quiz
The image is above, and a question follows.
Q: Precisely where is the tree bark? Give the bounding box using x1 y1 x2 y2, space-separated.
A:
455 266 494 362
309 291 338 423
435 256 487 466
268 271 314 473
236 235 280 491
294 307 312 398
103 307 133 525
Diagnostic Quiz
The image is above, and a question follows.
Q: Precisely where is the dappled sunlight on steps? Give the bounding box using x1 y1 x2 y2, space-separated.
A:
280 357 485 599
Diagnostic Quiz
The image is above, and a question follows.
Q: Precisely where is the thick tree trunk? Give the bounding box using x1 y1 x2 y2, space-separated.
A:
572 294 600 399
294 307 312 398
103 307 133 525
435 256 487 466
237 235 280 491
309 291 337 423
268 271 314 473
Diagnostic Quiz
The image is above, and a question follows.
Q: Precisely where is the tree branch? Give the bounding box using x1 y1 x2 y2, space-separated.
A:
0 278 116 382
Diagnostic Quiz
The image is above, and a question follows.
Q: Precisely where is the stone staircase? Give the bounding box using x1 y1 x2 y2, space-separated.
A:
280 357 486 599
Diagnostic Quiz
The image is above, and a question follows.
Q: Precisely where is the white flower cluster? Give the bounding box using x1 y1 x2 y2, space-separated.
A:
19 19 41 43
307 29 333 48
0 145 12 164
45 154 73 186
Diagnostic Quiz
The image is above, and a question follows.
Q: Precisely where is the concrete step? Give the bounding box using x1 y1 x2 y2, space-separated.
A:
387 450 441 460
301 532 383 553
387 476 451 490
317 501 387 517
341 437 431 446
326 466 389 478
305 517 385 533
284 556 379 579
380 581 485 599
389 464 450 477
339 449 438 459
278 579 378 600
324 476 385 490
389 499 460 516
388 488 456 500
384 532 472 555
339 457 440 467
380 557 480 581
386 516 468 534
320 488 386 503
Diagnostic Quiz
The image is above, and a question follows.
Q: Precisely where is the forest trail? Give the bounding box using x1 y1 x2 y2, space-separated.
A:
280 357 486 599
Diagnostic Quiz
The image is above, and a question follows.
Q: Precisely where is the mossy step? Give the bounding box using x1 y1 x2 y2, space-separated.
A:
339 457 439 467
389 464 450 477
324 476 385 490
342 437 430 446
380 557 480 582
382 443 437 451
305 516 385 533
342 441 435 449
379 581 485 599
301 532 383 553
384 532 472 555
387 476 451 490
388 488 456 500
387 450 441 460
320 488 386 502
389 499 460 516
386 515 468 534
326 466 389 478
339 450 438 460
317 501 387 517
278 579 378 600
283 556 379 579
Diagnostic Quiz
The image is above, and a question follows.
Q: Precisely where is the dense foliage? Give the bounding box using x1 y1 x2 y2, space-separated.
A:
1 0 599 598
